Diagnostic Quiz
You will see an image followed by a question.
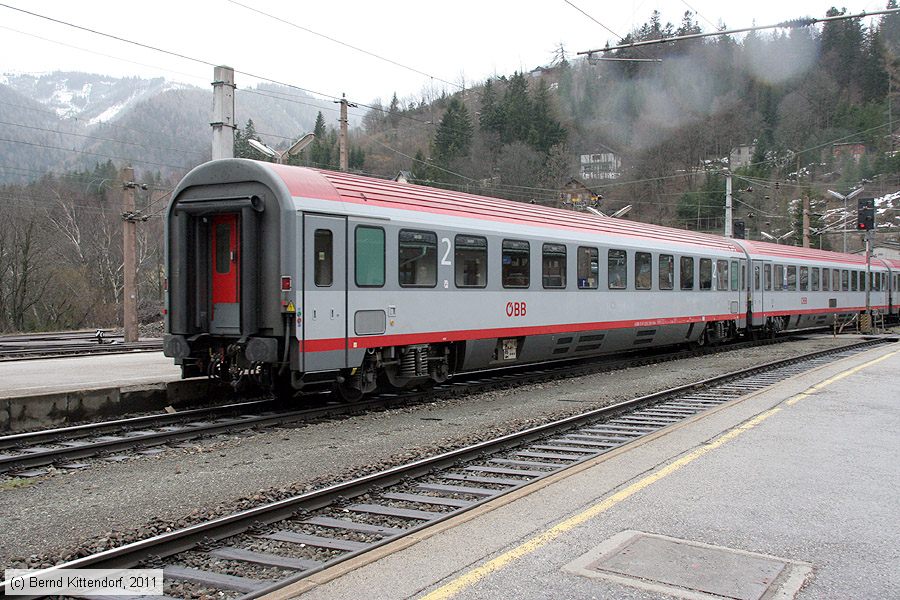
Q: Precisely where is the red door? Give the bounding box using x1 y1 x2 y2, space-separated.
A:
210 214 240 333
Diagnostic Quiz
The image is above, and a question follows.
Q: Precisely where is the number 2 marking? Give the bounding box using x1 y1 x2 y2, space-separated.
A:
441 238 452 266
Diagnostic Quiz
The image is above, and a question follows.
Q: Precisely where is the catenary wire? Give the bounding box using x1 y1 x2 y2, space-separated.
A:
226 0 462 90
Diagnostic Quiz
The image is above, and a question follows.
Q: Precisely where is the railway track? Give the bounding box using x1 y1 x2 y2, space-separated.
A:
0 330 162 361
0 334 807 477
2 337 892 599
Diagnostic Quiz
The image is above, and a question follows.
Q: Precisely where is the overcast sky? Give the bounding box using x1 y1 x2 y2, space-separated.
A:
0 0 892 112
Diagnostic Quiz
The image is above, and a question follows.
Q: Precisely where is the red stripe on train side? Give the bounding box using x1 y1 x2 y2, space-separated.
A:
303 313 737 354
299 305 887 354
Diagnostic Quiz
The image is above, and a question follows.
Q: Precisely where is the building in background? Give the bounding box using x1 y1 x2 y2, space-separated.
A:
729 144 756 170
580 151 621 180
560 178 602 208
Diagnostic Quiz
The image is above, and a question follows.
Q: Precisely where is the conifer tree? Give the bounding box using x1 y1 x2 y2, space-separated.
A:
433 96 473 164
501 72 532 145
388 93 401 128
529 80 567 153
479 79 504 134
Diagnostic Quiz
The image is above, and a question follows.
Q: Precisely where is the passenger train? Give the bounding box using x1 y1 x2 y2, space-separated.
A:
163 159 899 398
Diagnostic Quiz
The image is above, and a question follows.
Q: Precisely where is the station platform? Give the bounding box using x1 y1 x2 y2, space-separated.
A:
274 341 900 599
0 353 193 430
0 352 181 400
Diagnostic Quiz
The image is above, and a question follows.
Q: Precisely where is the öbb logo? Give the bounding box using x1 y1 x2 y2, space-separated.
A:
505 301 527 317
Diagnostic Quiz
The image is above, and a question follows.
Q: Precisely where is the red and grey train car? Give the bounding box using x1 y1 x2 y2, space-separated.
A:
163 159 898 398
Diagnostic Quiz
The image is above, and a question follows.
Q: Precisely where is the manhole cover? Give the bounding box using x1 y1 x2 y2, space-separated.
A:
564 531 812 600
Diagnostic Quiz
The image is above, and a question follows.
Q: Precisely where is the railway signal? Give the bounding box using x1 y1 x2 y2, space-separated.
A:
857 197 875 231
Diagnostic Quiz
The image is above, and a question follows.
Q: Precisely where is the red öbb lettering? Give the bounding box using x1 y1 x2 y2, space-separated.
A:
506 301 527 317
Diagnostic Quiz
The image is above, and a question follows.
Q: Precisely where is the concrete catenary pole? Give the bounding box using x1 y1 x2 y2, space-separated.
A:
334 93 357 171
724 172 733 238
211 66 235 160
122 166 138 343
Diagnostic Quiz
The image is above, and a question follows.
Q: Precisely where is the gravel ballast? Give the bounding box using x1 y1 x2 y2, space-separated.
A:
0 335 873 568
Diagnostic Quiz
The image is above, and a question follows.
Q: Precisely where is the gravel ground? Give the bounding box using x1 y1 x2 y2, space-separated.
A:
0 335 876 569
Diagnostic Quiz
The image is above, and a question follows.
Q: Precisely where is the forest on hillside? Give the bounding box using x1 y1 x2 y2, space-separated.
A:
348 4 900 238
2 5 900 332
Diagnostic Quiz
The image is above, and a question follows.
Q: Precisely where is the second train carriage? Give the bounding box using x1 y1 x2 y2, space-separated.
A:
163 159 897 398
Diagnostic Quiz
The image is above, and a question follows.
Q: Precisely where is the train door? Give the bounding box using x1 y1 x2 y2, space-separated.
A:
302 214 347 372
749 260 768 327
210 213 240 335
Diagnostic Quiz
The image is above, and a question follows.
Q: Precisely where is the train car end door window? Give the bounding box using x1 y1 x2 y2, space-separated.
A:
355 226 385 287
811 268 820 291
314 229 333 287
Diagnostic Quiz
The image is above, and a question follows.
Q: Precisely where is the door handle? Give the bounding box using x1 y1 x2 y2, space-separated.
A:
313 309 317 319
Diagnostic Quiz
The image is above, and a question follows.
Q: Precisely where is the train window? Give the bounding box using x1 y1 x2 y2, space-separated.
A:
608 249 627 289
355 226 385 287
635 252 652 290
832 269 841 291
811 268 819 291
880 272 886 291
455 235 487 288
398 230 437 288
754 265 760 291
786 266 797 291
882 273 887 291
799 267 809 292
851 270 858 292
502 240 530 289
215 223 231 274
659 254 674 290
774 265 783 291
822 268 830 291
841 270 849 291
577 246 599 289
699 258 713 290
314 229 333 287
542 243 567 289
764 264 772 291
715 260 728 291
680 256 694 290
738 262 744 291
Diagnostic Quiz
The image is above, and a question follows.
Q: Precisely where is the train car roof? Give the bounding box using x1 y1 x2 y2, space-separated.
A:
265 162 890 268
737 239 880 267
271 163 745 254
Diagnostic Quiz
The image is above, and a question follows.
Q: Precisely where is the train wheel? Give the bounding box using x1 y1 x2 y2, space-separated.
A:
334 379 364 403
690 325 709 349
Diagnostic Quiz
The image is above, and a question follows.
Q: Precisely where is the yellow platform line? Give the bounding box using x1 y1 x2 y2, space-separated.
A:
421 349 897 600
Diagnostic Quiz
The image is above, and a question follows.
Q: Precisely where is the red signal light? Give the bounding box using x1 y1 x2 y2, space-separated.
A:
281 276 292 291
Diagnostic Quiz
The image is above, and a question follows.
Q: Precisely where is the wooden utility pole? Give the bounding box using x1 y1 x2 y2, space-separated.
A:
211 65 235 160
122 166 138 343
802 195 810 248
334 93 357 171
